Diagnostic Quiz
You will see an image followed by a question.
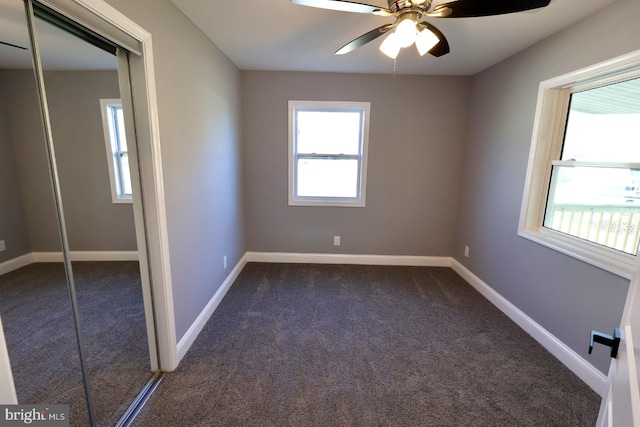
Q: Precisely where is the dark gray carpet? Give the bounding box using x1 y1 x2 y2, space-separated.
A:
0 261 153 426
134 263 600 426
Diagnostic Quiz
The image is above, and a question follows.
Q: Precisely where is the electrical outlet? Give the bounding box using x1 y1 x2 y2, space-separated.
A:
0 240 5 252
334 236 341 246
223 255 227 269
464 245 470 258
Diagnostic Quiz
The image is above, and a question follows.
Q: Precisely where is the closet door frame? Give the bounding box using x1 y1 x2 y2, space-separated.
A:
116 48 159 372
33 0 177 371
0 315 17 404
0 0 176 402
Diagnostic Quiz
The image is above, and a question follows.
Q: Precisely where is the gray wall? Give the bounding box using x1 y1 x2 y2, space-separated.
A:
0 77 31 263
0 70 136 253
44 70 137 252
453 0 640 374
242 71 469 256
106 0 245 342
0 70 60 254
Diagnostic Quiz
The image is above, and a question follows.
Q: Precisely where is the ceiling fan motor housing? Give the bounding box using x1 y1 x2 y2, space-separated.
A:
387 0 432 14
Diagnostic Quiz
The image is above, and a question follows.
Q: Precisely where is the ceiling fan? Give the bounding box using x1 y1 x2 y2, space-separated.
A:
291 0 552 59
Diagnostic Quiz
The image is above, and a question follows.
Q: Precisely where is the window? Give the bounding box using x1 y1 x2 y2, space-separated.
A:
519 51 640 278
100 99 132 203
288 101 370 207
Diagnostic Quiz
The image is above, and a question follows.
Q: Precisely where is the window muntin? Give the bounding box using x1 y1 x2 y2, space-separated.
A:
289 101 370 207
100 99 132 203
519 52 640 278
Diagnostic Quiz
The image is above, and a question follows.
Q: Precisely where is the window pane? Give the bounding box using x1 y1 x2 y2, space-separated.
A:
115 107 128 151
296 110 361 155
544 165 640 254
562 78 640 162
119 153 133 196
297 158 358 198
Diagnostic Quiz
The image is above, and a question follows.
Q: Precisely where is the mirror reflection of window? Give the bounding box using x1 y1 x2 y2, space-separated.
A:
101 99 133 202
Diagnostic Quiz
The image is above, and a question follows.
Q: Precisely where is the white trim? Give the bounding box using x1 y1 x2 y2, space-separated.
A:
33 251 139 262
172 251 605 394
246 252 452 267
74 0 178 371
131 25 178 373
451 259 608 396
519 50 640 279
0 315 17 404
116 48 158 371
0 252 140 276
596 382 614 427
99 98 132 204
519 228 637 280
0 253 35 276
41 0 141 55
176 254 248 361
541 50 640 90
175 253 447 362
288 100 370 208
624 324 640 424
5 246 608 395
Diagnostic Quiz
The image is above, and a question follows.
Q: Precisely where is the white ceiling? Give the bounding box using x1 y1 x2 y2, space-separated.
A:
0 0 618 74
171 0 617 76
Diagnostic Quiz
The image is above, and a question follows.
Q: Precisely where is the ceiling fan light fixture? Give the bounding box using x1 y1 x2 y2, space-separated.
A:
293 0 554 61
415 27 439 56
379 32 401 59
395 18 417 48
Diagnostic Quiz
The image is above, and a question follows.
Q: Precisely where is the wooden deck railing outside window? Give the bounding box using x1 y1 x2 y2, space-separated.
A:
546 204 640 255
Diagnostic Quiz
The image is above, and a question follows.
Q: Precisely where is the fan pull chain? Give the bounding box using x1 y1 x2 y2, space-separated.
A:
393 58 397 78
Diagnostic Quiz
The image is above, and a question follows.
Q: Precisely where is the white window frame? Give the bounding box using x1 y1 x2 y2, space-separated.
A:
100 98 132 204
288 100 370 207
519 50 640 279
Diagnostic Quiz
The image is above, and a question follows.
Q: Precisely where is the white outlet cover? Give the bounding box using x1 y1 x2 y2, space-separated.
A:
0 241 5 252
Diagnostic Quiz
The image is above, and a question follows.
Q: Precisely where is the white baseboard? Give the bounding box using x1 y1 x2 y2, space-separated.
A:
33 251 139 262
100 249 601 396
246 252 452 267
174 252 447 363
450 258 608 396
0 251 140 276
176 254 248 361
0 254 34 276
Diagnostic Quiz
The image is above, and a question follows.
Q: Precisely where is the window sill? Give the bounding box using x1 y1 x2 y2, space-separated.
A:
518 226 636 279
112 196 133 204
289 198 365 208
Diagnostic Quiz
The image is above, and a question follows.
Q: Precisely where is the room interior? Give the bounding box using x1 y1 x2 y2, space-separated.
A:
0 0 639 425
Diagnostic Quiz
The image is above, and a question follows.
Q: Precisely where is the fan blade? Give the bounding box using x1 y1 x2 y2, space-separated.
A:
336 24 394 55
291 0 392 16
429 0 551 18
0 40 27 50
418 22 449 57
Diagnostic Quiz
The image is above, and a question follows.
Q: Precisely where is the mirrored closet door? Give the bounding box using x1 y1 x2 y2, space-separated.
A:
0 1 159 425
0 4 92 424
